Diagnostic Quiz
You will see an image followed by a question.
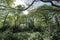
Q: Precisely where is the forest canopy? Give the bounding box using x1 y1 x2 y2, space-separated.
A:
0 0 60 40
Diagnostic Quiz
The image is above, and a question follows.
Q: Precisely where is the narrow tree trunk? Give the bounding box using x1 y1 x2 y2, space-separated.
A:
3 12 9 27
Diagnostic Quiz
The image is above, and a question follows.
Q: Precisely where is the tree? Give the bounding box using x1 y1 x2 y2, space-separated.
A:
28 5 60 40
0 0 60 40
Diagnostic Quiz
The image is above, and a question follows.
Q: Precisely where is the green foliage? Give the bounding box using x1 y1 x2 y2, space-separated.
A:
6 0 15 5
0 0 60 40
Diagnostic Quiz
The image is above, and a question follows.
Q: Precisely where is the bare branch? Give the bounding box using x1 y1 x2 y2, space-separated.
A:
40 0 60 7
51 1 60 7
23 0 36 10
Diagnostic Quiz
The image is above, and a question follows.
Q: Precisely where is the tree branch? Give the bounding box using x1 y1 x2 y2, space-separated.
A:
23 0 36 10
0 0 60 11
51 1 60 7
0 0 36 11
40 0 60 7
